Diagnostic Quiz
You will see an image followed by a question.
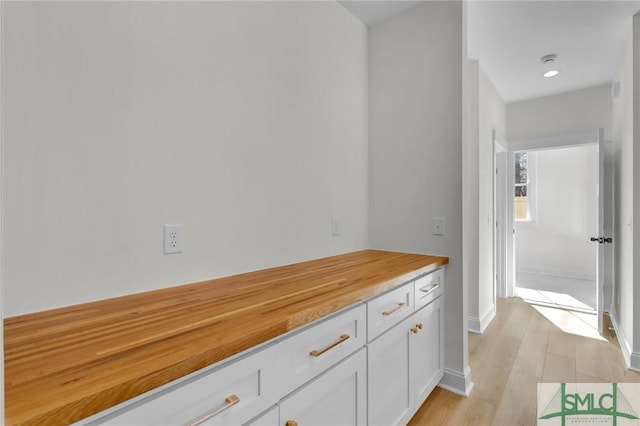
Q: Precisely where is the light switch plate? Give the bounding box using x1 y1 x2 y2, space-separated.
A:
433 217 445 236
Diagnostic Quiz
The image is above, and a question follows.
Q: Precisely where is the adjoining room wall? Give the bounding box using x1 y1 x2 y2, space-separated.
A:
507 84 612 142
515 145 598 281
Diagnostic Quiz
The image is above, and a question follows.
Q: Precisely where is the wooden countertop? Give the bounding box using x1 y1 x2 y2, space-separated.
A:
4 249 448 425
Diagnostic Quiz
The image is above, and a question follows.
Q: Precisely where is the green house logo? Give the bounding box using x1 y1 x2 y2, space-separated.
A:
539 383 639 425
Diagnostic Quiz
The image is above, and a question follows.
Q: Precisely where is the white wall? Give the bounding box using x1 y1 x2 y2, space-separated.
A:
634 14 640 369
369 1 468 391
0 0 4 419
611 27 635 366
507 84 612 142
2 2 369 316
515 146 598 280
473 63 506 332
466 61 506 332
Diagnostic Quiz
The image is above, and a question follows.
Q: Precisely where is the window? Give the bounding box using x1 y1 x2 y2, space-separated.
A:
515 151 535 222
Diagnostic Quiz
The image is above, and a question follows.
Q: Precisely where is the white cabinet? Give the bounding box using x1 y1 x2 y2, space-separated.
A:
412 296 444 407
245 405 279 426
279 304 366 393
367 314 413 426
83 344 280 426
82 267 445 426
367 281 414 341
367 268 445 426
279 348 367 426
414 268 444 310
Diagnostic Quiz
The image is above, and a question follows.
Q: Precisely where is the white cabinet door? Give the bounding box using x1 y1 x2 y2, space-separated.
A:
367 316 412 426
244 405 278 426
411 296 444 411
279 348 367 426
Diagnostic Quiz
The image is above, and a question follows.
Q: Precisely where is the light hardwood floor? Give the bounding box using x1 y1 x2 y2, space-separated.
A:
409 297 640 426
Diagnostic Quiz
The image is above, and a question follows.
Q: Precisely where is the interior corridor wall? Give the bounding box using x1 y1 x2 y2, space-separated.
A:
611 26 635 368
467 60 506 333
2 2 369 316
369 1 467 391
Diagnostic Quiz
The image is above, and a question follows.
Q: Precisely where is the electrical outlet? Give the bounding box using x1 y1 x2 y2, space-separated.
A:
164 224 183 254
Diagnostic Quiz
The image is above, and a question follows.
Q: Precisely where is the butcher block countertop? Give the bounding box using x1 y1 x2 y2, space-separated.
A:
4 249 448 425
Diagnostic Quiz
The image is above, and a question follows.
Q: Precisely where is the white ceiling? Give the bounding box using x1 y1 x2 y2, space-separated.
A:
340 0 640 103
339 1 425 27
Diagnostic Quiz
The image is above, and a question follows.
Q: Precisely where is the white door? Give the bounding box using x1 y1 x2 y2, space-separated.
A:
592 129 608 334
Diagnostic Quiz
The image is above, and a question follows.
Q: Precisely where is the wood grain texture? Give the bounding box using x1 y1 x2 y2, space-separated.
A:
4 249 448 425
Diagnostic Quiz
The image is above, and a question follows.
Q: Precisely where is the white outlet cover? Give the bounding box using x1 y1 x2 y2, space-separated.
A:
433 217 445 236
164 224 183 254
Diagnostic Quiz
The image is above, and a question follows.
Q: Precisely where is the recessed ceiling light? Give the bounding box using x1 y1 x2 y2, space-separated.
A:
543 70 560 78
541 54 557 64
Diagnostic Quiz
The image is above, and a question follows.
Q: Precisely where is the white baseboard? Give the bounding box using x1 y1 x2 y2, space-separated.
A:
468 305 496 334
438 366 473 396
609 311 634 370
517 268 593 282
631 352 640 372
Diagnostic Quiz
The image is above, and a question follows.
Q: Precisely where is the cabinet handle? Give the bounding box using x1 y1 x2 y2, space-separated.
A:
382 302 406 316
286 421 299 426
309 334 350 357
417 323 423 329
411 327 419 334
187 394 239 426
420 281 440 295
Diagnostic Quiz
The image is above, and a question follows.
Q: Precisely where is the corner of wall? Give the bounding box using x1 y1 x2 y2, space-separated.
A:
468 304 496 334
439 366 473 397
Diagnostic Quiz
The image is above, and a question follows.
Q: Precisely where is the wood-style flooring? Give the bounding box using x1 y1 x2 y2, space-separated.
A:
409 297 640 426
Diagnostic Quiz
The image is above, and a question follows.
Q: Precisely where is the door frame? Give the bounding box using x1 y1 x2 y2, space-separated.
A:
493 130 509 298
496 129 608 330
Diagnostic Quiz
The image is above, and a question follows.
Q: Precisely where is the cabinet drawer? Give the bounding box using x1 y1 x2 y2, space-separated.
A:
279 348 367 426
366 281 414 342
279 304 366 394
87 344 279 426
414 268 444 310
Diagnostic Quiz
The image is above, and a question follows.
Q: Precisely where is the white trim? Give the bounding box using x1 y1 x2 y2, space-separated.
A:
514 151 537 223
516 268 595 283
610 311 634 370
631 353 640 372
438 366 473 397
468 304 496 334
510 131 599 152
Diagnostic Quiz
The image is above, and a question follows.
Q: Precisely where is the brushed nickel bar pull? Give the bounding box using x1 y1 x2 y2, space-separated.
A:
382 302 406 316
309 334 350 357
188 394 239 426
420 281 440 294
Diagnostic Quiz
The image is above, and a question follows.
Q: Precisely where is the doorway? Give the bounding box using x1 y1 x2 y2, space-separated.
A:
512 145 598 313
